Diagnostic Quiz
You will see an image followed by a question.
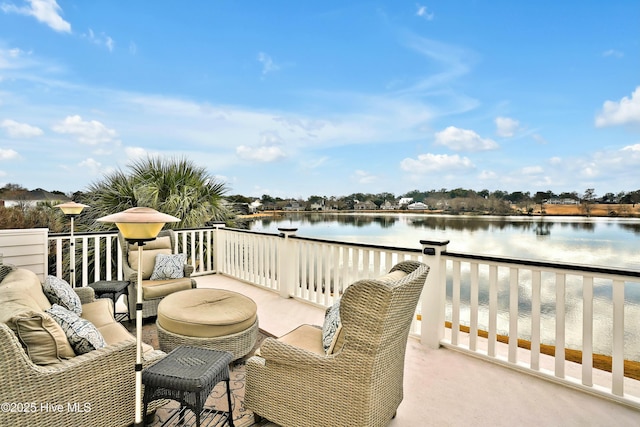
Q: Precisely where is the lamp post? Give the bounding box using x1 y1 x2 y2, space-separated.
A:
55 201 88 287
97 207 179 427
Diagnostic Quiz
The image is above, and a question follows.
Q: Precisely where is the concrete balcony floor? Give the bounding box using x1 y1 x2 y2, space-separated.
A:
138 274 640 427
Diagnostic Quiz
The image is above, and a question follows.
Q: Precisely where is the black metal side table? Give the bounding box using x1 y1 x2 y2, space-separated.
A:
88 280 130 322
142 346 235 427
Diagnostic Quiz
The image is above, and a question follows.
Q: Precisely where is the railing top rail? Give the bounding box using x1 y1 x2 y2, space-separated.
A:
48 230 118 238
220 227 281 238
444 250 640 278
289 234 423 253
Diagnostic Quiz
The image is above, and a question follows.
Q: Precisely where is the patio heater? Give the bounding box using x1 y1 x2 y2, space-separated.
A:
97 207 179 427
55 201 89 287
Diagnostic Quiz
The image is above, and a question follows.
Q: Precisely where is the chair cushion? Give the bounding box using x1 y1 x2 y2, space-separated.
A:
42 275 82 315
141 278 193 299
266 324 326 356
157 289 257 338
81 299 115 328
97 322 153 353
46 304 107 355
375 269 407 283
322 300 342 354
128 248 172 280
0 268 52 310
150 253 187 280
11 310 76 364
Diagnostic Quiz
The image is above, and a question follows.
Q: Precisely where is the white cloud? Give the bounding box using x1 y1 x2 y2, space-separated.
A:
602 49 623 58
353 170 377 184
0 119 43 137
521 166 543 175
257 52 279 76
416 4 434 20
1 0 71 33
495 116 520 137
595 86 640 127
236 145 286 162
83 29 115 52
478 170 497 180
52 115 119 145
622 143 640 152
434 126 498 151
0 148 19 159
125 147 148 159
549 156 562 165
78 157 101 174
400 153 474 173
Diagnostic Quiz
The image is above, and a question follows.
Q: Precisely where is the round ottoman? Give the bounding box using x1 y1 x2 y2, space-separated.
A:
156 288 258 360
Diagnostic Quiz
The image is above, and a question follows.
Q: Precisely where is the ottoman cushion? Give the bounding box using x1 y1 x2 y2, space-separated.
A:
157 289 257 338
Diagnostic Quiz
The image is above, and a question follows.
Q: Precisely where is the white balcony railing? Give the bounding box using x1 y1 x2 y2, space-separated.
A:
44 225 640 410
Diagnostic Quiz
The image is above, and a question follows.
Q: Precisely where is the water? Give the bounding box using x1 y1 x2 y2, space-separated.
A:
249 212 640 360
249 212 640 270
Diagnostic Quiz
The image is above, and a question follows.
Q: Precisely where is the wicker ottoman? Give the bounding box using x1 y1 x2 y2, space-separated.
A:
157 288 258 360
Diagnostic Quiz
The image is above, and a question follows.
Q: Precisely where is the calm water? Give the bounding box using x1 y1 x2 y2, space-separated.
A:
249 213 640 359
249 212 640 270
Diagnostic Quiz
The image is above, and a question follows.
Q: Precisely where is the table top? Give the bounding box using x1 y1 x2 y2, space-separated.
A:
89 280 129 292
143 346 233 392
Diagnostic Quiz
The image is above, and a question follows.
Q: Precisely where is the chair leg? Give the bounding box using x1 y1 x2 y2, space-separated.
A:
254 413 264 423
392 411 397 419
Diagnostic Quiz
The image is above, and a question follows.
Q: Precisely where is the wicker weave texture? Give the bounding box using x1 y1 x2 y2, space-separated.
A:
0 308 166 427
245 260 429 427
157 317 259 360
118 230 197 319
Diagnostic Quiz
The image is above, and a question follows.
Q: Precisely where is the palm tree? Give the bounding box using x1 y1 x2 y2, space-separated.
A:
81 156 232 229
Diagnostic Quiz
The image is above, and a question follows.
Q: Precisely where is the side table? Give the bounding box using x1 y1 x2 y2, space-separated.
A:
142 346 235 427
89 280 130 322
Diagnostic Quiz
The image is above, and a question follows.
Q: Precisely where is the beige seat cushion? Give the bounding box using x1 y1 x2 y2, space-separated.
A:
0 268 52 310
141 278 193 299
376 269 407 283
273 324 326 356
158 289 257 338
97 322 153 354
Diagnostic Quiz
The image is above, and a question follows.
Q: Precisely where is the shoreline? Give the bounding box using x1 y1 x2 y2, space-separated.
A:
240 203 640 219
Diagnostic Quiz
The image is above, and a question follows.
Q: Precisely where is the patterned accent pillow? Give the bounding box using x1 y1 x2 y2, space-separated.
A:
46 304 106 355
43 275 82 315
322 300 341 354
0 263 16 283
150 253 187 280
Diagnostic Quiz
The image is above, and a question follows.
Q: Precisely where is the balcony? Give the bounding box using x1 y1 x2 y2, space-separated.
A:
2 226 640 425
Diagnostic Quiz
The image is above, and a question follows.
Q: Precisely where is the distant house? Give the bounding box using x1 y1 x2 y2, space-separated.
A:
283 200 304 211
249 200 262 213
380 200 396 210
547 198 579 205
1 189 70 208
407 202 428 210
354 200 377 210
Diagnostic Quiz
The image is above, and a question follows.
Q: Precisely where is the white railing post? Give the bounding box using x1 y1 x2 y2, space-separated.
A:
210 221 226 274
277 228 298 298
420 239 449 349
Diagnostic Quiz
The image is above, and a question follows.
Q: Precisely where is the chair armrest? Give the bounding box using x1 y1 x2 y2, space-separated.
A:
74 286 95 304
256 337 336 369
184 264 194 277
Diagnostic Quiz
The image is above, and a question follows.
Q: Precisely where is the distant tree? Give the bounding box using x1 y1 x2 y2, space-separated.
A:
581 188 596 216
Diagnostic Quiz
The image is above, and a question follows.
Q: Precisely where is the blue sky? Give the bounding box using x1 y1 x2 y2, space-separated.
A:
0 1 638 199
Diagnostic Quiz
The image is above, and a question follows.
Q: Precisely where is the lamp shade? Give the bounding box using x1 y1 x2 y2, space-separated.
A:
97 207 180 240
55 201 89 215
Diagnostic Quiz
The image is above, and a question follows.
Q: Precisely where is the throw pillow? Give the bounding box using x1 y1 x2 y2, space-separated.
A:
0 263 16 283
12 311 76 364
42 275 82 315
322 300 341 354
150 253 187 280
46 304 106 355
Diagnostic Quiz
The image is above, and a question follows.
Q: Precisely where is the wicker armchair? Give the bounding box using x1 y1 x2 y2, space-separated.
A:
118 229 196 319
245 260 430 427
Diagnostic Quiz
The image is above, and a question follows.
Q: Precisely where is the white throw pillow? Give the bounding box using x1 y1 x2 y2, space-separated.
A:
42 275 82 315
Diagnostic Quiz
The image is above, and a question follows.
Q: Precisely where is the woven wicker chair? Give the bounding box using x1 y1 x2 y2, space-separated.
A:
118 229 196 319
0 287 166 427
245 260 429 427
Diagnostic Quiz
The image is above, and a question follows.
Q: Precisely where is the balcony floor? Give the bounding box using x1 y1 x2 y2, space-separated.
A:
134 273 640 426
